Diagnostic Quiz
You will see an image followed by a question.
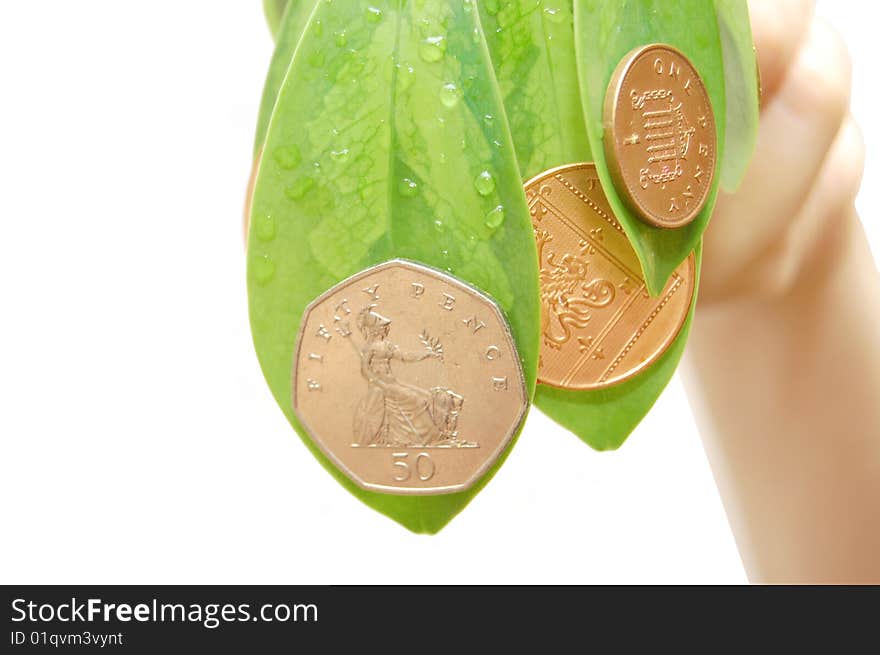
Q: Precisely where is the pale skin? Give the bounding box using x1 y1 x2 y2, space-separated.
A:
684 0 880 582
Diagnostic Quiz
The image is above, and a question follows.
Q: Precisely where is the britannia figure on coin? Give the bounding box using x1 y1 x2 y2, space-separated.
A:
352 306 467 448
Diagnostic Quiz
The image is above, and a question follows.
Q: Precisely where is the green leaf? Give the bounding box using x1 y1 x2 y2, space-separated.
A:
714 0 759 191
574 0 725 295
254 0 319 157
478 1 591 179
536 246 701 450
481 1 700 450
248 0 540 533
262 0 290 40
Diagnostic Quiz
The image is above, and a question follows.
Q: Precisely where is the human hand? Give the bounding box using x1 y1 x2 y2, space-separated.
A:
683 0 880 583
699 0 864 304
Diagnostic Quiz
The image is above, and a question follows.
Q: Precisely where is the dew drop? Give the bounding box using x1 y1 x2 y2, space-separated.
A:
254 214 276 242
439 82 461 108
485 205 506 229
398 178 419 198
312 20 324 37
474 170 496 196
285 177 314 200
434 219 444 232
253 254 275 286
419 36 446 63
483 114 495 128
330 148 350 163
334 30 347 47
272 144 302 170
543 7 565 24
365 6 383 22
308 50 325 68
398 62 416 91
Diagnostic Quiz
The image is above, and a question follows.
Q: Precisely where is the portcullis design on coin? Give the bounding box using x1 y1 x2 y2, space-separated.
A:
604 43 717 229
526 163 696 390
291 260 528 495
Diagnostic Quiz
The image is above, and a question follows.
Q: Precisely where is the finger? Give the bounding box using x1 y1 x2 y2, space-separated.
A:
702 18 851 302
771 115 865 294
748 0 815 105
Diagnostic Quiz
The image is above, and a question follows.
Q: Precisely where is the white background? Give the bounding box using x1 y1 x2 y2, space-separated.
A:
0 2 875 584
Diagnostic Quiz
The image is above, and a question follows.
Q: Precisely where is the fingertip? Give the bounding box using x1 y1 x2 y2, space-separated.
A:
780 18 851 137
748 0 815 103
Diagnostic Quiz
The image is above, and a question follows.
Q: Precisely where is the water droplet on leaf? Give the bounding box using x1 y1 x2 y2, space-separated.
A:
273 144 302 170
254 214 276 241
543 7 565 24
485 205 505 229
474 170 496 196
398 62 416 91
419 36 446 62
285 177 314 200
398 178 419 197
253 255 275 286
330 148 350 163
439 82 461 108
365 6 383 22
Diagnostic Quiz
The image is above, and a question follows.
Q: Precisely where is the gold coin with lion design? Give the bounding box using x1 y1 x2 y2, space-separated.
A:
292 260 528 495
525 163 695 391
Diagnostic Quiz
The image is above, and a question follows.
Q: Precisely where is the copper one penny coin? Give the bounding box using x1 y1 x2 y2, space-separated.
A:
604 43 717 229
525 163 695 390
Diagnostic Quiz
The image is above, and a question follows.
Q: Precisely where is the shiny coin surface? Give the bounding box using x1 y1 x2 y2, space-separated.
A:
292 259 528 495
604 43 717 229
526 163 695 390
